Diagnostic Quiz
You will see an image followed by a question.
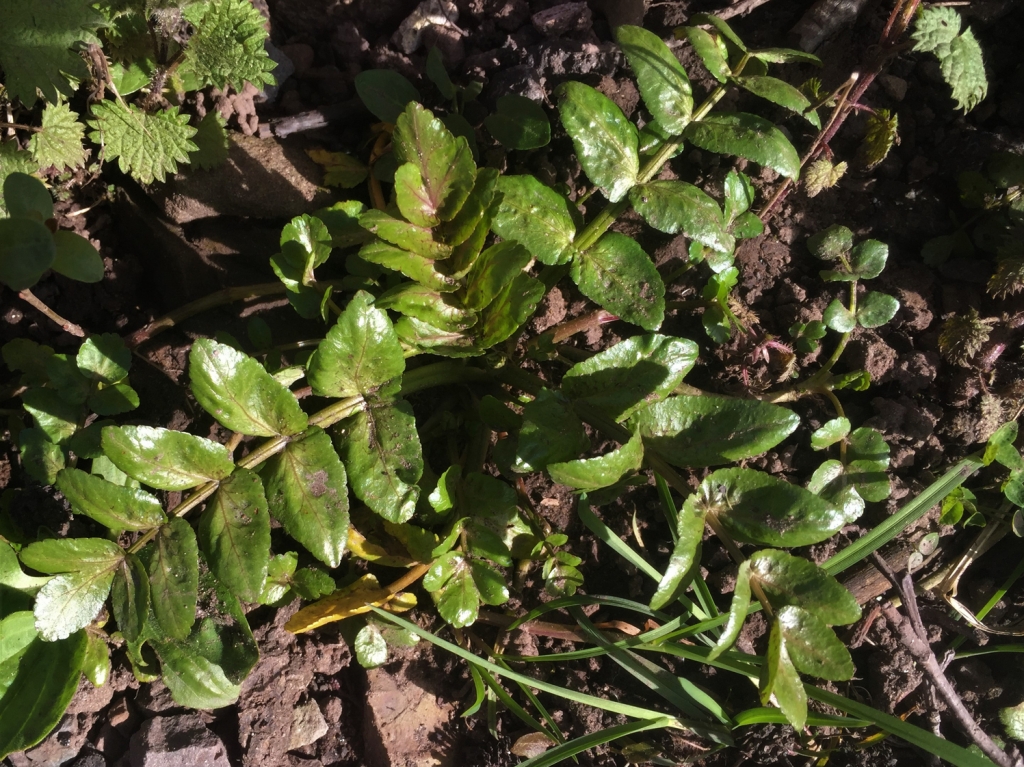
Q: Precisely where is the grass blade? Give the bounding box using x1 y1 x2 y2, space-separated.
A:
515 717 678 767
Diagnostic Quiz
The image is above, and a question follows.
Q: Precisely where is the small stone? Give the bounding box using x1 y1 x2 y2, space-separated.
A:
289 701 329 751
879 74 908 101
321 697 343 725
129 714 230 767
363 667 455 767
68 750 107 767
532 2 592 37
134 682 180 716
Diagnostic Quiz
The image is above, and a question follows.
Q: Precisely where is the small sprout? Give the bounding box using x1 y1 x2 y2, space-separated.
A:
988 256 1024 299
788 320 827 353
938 308 993 366
804 158 847 198
855 109 899 170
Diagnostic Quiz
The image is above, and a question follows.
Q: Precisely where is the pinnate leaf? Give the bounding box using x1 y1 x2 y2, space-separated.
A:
571 233 664 331
88 102 198 184
616 25 693 133
29 102 86 170
684 113 800 179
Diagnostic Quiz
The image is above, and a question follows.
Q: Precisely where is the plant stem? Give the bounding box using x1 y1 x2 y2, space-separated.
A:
18 289 87 337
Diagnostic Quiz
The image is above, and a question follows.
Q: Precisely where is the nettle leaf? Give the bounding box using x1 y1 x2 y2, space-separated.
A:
548 431 644 491
617 25 693 133
52 230 103 283
708 559 751 660
190 339 308 437
307 291 405 398
263 428 350 568
491 175 576 265
0 631 86 761
912 6 961 52
556 82 639 202
475 272 545 349
111 554 150 644
393 102 476 226
77 333 130 384
180 0 276 91
146 518 200 640
337 401 423 524
628 181 733 253
857 292 900 329
913 10 987 112
56 467 166 531
463 241 532 311
562 334 698 422
649 494 706 610
775 605 854 680
706 468 854 546
189 112 230 170
354 70 421 124
0 217 56 291
763 619 807 731
811 418 850 450
484 95 551 150
88 102 198 184
749 549 860 625
684 26 730 83
734 77 819 128
513 388 590 473
29 102 87 170
102 425 234 490
684 113 800 179
856 109 898 170
630 395 798 468
572 232 664 331
0 0 102 104
200 468 272 603
805 159 847 198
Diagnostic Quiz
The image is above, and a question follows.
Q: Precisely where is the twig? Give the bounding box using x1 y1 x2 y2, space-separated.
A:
18 289 87 337
715 0 775 20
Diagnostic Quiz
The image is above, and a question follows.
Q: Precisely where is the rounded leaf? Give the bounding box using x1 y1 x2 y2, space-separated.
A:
857 291 900 329
3 173 53 221
683 113 800 179
355 624 388 668
807 224 853 260
51 231 103 283
491 175 576 266
484 95 551 150
0 217 56 290
749 549 860 625
77 333 131 383
810 418 850 450
548 431 644 491
849 239 888 279
823 299 855 333
354 70 421 123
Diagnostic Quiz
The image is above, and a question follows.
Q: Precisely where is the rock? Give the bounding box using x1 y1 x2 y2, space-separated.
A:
146 133 334 224
321 697 343 725
133 682 180 716
128 714 230 767
66 675 114 716
67 751 107 767
7 713 93 767
288 701 329 751
879 74 908 101
393 0 461 55
531 2 592 37
363 666 455 767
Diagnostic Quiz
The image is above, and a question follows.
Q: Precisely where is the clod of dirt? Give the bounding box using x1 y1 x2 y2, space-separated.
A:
289 701 330 751
6 713 93 767
128 714 231 767
531 2 592 38
363 666 456 767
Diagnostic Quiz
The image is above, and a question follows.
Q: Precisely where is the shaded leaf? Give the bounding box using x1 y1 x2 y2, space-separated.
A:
856 109 898 170
513 388 590 473
307 148 367 188
111 554 149 644
807 225 853 260
22 387 82 444
484 95 551 150
199 469 271 603
749 549 860 625
146 518 199 640
50 231 103 283
354 70 421 123
101 425 234 491
571 233 664 331
188 112 229 170
0 217 55 291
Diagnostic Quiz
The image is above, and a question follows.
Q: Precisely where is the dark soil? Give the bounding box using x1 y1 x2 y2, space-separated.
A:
4 1 1024 766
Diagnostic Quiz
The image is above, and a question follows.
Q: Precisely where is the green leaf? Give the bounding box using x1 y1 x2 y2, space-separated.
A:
0 632 86 761
150 636 241 710
649 494 706 610
749 550 860 625
359 210 452 260
708 560 750 661
424 552 487 628
1000 702 1024 742
263 428 350 568
28 102 86 171
706 468 854 546
484 95 551 150
376 283 475 333
441 166 498 252
763 620 806 730
200 468 271 603
556 82 639 202
426 46 456 100
337 401 423 524
628 181 733 253
562 334 698 422
856 109 898 170
734 77 819 127
50 231 103 283
188 112 230 170
811 418 850 450
751 48 822 65
32 561 120 641
985 422 1022 470
731 211 764 240
475 272 545 349
354 70 421 123
491 175 576 265
18 427 64 484
46 353 89 404
616 25 693 133
0 613 36 668
548 431 644 491
463 241 532 311
775 605 853 680
857 292 900 329
683 113 800 179
56 467 165 531
471 560 509 605
807 224 853 260
280 213 333 281
190 339 307 437
571 232 664 331
88 383 140 416
77 333 130 384
0 0 102 104
911 6 961 53
849 239 888 279
111 554 149 644
19 538 122 575
0 217 55 291
0 145 38 217
513 388 590 473
358 239 457 293
823 300 854 337
0 542 50 594
630 395 799 468
2 338 54 385
82 631 109 687
355 623 389 668
102 425 234 490
146 518 199 640
179 0 275 90
393 102 476 226
88 101 198 184
21 387 82 444
684 27 730 83
723 169 755 223
308 291 406 398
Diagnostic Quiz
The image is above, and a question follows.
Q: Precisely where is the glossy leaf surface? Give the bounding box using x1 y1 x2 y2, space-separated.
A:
628 181 733 252
649 495 706 610
147 518 199 640
56 467 166 531
708 560 750 661
491 175 576 265
513 389 590 473
749 549 860 625
484 95 551 150
111 554 150 644
200 468 271 603
548 431 644 491
684 113 800 178
775 605 854 680
101 425 234 491
571 233 664 331
763 621 807 730
617 25 692 133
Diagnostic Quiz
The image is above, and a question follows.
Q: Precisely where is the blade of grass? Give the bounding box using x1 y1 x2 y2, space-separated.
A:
955 644 1024 659
508 594 672 631
477 669 563 744
655 473 680 545
734 706 870 728
949 555 1024 652
515 717 678 767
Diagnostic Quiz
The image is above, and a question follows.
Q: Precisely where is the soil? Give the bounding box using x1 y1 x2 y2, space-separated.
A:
4 0 1024 766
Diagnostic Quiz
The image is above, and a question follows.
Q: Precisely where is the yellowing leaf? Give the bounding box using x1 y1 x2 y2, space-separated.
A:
307 148 369 188
285 573 396 633
804 159 847 198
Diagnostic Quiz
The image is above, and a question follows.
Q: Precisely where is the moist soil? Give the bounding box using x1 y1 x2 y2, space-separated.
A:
4 1 1024 766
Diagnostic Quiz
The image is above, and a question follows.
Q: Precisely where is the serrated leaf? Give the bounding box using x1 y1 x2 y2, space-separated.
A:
190 339 307 437
0 217 55 291
823 299 855 333
911 6 961 53
548 431 644 491
51 230 103 283
307 291 405 399
630 395 799 468
628 180 733 252
462 241 532 311
146 518 199 640
337 401 422 524
708 560 750 661
572 232 664 331
707 468 853 546
749 549 860 625
0 0 102 104
684 27 730 83
77 333 130 384
263 428 350 568
811 418 850 450
513 388 590 473
29 102 86 170
111 553 149 644
940 28 988 112
376 283 475 333
775 605 853 680
856 109 898 170
474 272 545 349
684 113 800 179
857 291 899 329
88 101 198 184
56 467 166 531
804 159 847 198
617 25 693 133
359 210 451 260
491 174 576 265
22 387 82 444
200 468 271 603
355 624 389 668
102 425 234 490
556 82 639 202
188 112 229 170
1000 702 1024 741
34 568 117 640
649 494 706 610
734 76 819 127
484 95 551 150
562 334 698 422
179 0 276 90
763 620 807 730
354 70 421 124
